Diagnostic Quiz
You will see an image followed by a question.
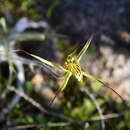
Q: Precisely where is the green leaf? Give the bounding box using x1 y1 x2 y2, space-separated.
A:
84 99 94 108
88 45 96 54
25 81 34 92
91 81 101 92
26 115 34 123
37 115 47 124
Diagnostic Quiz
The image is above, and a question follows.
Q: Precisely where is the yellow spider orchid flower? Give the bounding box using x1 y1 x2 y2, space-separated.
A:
1 35 126 106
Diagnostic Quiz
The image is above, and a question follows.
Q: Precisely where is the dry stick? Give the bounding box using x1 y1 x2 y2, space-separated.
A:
6 122 71 130
7 124 39 130
10 60 25 108
7 86 82 125
82 88 105 130
87 111 129 121
47 122 71 127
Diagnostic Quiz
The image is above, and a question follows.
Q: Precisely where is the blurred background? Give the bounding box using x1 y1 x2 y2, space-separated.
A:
0 0 130 130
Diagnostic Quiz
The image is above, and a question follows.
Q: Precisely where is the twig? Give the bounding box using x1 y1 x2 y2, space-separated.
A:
7 85 47 112
7 85 82 126
87 112 129 121
5 122 71 130
6 124 38 130
48 122 71 127
10 60 25 108
82 88 105 130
